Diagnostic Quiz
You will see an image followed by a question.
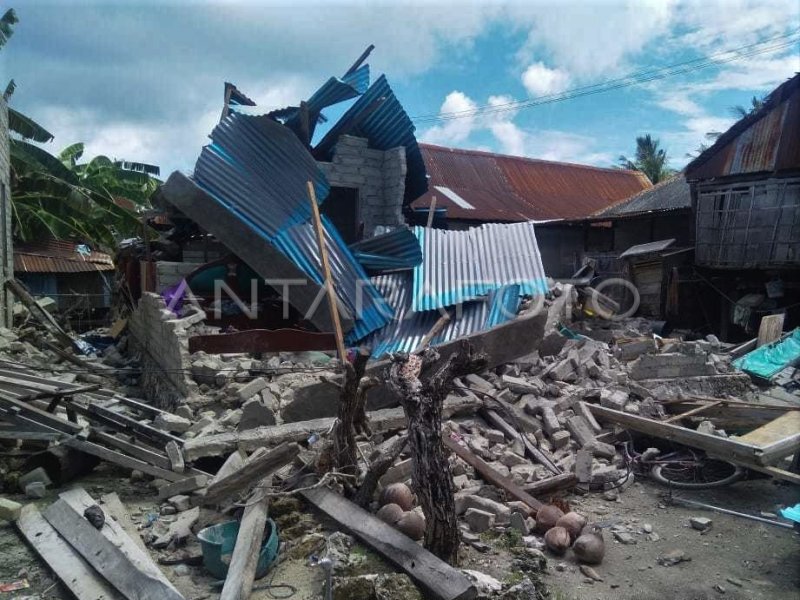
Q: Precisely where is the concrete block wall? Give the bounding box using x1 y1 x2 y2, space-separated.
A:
628 353 717 380
128 292 200 410
155 261 203 293
318 135 407 238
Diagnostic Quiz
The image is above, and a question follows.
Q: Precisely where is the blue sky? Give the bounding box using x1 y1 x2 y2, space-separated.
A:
3 0 799 177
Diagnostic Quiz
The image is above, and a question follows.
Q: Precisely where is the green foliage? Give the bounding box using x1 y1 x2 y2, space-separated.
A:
730 95 765 119
10 140 160 250
0 8 17 50
8 107 54 142
618 134 674 184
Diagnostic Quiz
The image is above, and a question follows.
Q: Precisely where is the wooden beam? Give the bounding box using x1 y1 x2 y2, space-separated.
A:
664 400 723 424
480 408 560 475
306 180 346 362
443 434 543 513
587 404 768 465
522 472 578 496
165 441 185 473
220 477 271 600
90 430 173 470
157 475 209 501
59 487 182 598
302 486 477 600
42 499 184 600
16 504 124 600
203 442 297 505
64 438 185 482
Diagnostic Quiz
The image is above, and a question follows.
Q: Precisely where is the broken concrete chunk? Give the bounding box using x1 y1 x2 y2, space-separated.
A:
689 517 712 531
24 481 47 499
153 412 192 433
238 396 277 431
600 388 628 411
464 508 495 533
0 498 22 521
509 511 529 535
18 467 52 490
455 494 511 523
236 376 269 402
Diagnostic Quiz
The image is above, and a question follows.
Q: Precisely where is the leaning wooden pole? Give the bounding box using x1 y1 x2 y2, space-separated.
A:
306 181 346 363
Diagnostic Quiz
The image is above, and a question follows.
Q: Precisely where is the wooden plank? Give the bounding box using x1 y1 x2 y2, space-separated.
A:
757 313 785 347
302 486 476 600
91 431 173 470
157 475 209 501
84 402 184 446
64 438 185 482
220 477 271 600
15 504 124 600
59 488 182 598
480 408 560 475
443 435 543 513
210 450 246 485
737 411 800 463
42 499 184 600
664 400 723 424
522 472 577 495
587 404 767 464
100 493 148 555
306 180 346 362
0 393 83 434
203 443 298 505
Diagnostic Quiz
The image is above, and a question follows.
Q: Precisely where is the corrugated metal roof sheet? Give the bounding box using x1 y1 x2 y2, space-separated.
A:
192 112 391 340
314 75 428 202
411 144 652 222
686 73 800 180
364 272 520 357
619 238 676 258
349 227 422 272
412 222 549 312
596 174 690 216
13 240 114 273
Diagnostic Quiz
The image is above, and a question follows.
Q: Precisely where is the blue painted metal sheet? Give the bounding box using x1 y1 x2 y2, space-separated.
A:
284 65 370 139
412 222 549 312
192 112 391 339
274 217 393 343
364 273 520 358
349 227 422 272
314 75 428 202
194 112 330 236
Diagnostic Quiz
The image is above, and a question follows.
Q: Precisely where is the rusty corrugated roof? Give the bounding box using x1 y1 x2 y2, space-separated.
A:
13 240 114 273
595 174 690 217
412 144 652 222
686 73 800 180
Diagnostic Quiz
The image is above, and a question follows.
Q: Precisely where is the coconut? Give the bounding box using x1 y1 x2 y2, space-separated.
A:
534 504 564 533
544 526 571 555
573 526 605 565
376 503 404 525
396 511 426 540
379 483 414 510
556 511 587 542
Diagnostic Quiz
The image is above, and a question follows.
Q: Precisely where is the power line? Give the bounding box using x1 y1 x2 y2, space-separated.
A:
411 29 800 123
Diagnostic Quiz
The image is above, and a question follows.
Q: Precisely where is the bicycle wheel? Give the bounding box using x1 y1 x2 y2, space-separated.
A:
650 459 746 489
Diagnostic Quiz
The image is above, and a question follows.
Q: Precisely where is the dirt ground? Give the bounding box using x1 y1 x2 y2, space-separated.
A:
0 465 798 600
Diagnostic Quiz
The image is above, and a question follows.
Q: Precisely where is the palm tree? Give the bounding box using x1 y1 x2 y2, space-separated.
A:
618 134 673 184
730 95 765 119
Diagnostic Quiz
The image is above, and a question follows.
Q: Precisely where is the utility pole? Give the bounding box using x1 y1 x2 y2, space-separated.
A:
0 97 13 328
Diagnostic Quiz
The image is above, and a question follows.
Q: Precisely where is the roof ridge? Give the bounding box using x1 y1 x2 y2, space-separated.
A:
419 142 645 176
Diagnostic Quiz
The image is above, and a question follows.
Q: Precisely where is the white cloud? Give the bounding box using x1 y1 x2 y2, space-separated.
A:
420 91 479 146
521 62 571 97
421 91 613 167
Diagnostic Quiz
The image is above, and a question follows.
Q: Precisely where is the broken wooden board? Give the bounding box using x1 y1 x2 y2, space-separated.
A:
588 404 800 469
16 503 124 600
59 487 182 599
443 434 543 513
42 499 184 600
64 438 185 482
302 486 476 600
100 493 148 556
757 313 785 347
157 475 209 501
735 411 800 464
203 443 297 505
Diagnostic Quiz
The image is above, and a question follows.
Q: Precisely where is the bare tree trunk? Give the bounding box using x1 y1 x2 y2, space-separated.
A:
388 341 486 564
331 348 377 481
